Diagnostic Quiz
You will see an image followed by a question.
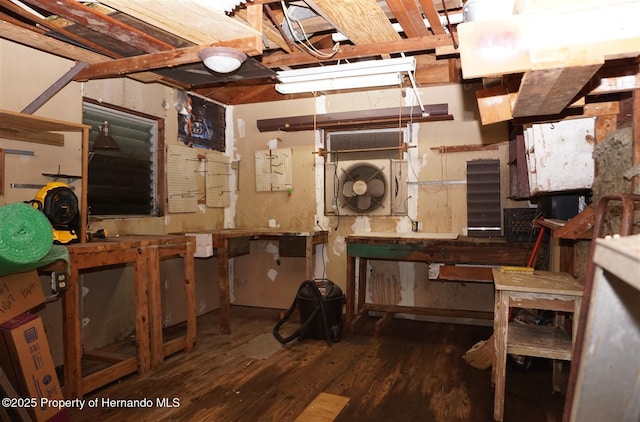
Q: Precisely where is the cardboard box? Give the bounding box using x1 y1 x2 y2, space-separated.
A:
0 270 45 325
0 313 65 422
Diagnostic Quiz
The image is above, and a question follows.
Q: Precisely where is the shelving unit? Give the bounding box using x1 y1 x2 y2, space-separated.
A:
0 109 90 243
492 269 584 422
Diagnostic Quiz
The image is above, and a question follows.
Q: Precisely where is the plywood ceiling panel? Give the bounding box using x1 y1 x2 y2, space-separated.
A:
305 0 401 44
100 0 260 44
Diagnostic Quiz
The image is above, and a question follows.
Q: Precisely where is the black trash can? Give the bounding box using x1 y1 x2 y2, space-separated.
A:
297 279 345 342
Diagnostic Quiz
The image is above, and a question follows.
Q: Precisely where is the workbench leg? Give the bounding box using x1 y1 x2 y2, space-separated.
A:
345 255 356 330
147 246 164 369
304 235 313 280
184 238 196 351
217 241 231 335
493 290 509 422
62 265 82 399
552 312 565 394
357 258 368 314
134 252 150 375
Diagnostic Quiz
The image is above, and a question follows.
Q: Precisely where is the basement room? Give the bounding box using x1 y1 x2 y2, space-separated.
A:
0 1 638 421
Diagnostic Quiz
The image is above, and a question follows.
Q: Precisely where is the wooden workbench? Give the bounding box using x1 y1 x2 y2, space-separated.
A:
188 229 328 334
345 232 533 332
62 235 195 399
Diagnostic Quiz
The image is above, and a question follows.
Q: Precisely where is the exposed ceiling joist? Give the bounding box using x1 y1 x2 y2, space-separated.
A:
418 0 446 35
25 0 174 53
386 0 431 38
263 34 453 68
512 63 603 117
0 0 636 110
305 0 401 44
0 20 109 64
73 37 260 81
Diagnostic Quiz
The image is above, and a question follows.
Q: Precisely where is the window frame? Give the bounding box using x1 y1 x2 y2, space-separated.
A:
83 98 166 218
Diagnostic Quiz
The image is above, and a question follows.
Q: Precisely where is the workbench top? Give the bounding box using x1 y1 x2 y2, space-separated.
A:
492 269 584 296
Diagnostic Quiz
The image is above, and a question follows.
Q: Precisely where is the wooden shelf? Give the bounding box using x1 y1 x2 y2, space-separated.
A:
0 109 90 243
507 323 573 360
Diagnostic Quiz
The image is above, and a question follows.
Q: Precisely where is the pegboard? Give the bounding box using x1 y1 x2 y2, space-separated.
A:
254 148 293 192
167 144 201 213
205 150 230 208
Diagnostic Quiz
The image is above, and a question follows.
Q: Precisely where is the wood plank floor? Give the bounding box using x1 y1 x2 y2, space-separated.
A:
66 306 565 421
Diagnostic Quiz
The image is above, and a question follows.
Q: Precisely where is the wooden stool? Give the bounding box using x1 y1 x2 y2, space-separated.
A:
491 269 583 422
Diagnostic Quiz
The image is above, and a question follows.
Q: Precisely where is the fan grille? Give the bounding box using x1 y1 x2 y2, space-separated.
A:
339 163 387 213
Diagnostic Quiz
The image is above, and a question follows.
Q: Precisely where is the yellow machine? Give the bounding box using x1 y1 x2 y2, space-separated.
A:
32 182 80 244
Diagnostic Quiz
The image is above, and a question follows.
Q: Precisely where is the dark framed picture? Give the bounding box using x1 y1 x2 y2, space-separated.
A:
177 93 225 151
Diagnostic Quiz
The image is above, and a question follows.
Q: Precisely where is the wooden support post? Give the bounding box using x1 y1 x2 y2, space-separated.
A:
133 250 150 374
184 237 196 352
21 62 88 114
217 239 231 335
147 245 163 369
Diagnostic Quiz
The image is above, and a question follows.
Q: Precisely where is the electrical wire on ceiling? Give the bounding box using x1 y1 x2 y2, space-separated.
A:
280 1 339 59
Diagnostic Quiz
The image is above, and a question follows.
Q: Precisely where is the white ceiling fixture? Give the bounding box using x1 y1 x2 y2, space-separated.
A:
275 73 403 94
199 47 247 73
276 57 415 84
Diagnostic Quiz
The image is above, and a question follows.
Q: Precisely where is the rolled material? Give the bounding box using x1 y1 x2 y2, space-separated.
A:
0 202 54 276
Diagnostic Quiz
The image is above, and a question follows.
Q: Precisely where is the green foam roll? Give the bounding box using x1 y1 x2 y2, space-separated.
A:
0 202 54 277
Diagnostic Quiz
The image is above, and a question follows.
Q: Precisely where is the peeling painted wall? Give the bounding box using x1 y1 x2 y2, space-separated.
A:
230 83 520 314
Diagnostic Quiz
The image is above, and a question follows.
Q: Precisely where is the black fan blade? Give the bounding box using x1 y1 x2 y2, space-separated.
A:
357 194 372 210
367 179 385 196
342 181 355 197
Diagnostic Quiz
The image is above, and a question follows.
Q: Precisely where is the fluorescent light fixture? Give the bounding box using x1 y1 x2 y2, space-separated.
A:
276 73 403 94
275 57 415 94
277 57 415 82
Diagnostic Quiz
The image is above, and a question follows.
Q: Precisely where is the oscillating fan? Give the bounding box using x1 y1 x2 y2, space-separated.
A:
339 162 387 213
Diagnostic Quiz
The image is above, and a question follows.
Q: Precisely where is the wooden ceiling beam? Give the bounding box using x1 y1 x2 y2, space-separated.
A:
0 0 124 58
0 20 109 64
24 0 174 53
590 66 640 95
385 0 431 38
512 63 603 117
236 6 293 53
418 0 446 35
262 34 452 68
73 37 260 81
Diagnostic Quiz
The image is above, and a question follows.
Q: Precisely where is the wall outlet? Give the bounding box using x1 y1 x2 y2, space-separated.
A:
51 272 68 293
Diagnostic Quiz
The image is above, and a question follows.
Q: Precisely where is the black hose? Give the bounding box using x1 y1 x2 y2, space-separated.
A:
272 280 333 346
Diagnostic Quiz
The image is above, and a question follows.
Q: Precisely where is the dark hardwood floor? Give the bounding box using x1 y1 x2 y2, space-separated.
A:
66 306 565 422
